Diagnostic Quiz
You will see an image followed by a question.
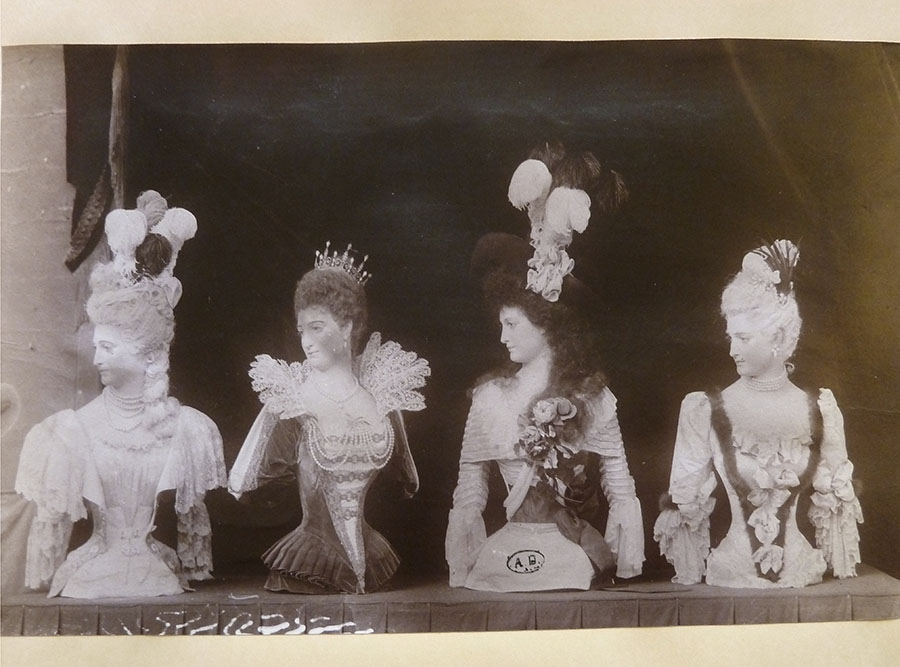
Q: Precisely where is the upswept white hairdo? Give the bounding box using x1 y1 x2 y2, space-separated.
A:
721 240 802 357
87 190 196 438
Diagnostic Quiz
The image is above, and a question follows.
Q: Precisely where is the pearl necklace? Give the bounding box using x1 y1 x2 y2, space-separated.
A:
306 419 395 472
742 372 789 392
103 387 145 432
311 373 360 405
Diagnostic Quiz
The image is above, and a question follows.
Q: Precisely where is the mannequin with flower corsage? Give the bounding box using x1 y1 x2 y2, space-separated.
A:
653 240 863 588
14 192 226 598
445 142 644 592
228 244 430 594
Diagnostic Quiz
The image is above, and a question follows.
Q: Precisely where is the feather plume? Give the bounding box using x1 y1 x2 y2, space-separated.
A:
153 207 197 253
136 190 169 226
594 169 629 214
753 239 799 296
544 187 592 235
105 209 147 253
105 208 147 277
508 159 552 210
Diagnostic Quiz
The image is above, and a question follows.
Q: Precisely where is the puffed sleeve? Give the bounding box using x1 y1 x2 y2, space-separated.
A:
445 385 494 587
808 388 863 578
653 392 718 585
582 388 644 578
168 406 227 581
14 410 90 590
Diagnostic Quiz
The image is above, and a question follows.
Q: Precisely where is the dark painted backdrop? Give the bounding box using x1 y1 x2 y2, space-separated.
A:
65 41 900 581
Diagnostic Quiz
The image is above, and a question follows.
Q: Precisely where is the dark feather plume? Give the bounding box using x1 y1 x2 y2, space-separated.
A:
594 169 629 214
755 239 800 296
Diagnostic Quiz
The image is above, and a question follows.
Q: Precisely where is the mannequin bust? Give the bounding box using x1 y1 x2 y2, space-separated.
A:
15 192 226 598
654 240 863 588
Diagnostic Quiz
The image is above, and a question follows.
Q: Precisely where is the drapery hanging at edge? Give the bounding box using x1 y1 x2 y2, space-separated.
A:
65 45 128 271
108 45 128 210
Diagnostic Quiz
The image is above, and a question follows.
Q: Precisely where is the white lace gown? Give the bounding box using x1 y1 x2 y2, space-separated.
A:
653 385 863 588
14 400 226 598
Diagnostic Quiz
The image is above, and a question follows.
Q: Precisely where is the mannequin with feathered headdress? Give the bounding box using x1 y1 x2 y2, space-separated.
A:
14 191 226 599
445 143 644 592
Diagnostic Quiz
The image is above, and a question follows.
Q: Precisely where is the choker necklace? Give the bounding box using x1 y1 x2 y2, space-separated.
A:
742 372 789 392
311 373 360 405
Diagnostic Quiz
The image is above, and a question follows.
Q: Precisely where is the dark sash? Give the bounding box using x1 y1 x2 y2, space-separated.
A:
707 389 822 582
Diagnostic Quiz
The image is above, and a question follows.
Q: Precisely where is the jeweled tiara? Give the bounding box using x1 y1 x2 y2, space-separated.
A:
314 241 371 285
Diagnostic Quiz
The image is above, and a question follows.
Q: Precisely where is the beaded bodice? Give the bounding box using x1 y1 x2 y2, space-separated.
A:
304 416 395 472
230 332 430 593
300 415 395 590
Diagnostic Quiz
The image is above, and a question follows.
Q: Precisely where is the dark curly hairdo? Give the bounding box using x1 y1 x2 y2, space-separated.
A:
294 267 368 353
482 269 607 404
134 233 172 279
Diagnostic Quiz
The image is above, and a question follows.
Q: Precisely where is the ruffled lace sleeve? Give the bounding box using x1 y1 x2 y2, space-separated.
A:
14 410 90 589
357 332 430 416
445 383 494 587
653 392 718 585
581 388 644 578
168 407 227 581
808 388 863 578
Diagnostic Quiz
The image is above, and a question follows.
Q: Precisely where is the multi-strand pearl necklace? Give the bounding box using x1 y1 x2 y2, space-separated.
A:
103 387 145 432
306 419 395 472
742 371 789 392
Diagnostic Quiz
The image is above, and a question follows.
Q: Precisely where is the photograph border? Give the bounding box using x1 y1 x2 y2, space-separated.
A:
1 2 898 666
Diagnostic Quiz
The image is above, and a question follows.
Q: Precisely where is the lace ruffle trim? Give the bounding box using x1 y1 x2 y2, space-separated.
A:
15 412 90 522
730 431 812 468
653 499 715 585
177 503 214 581
809 459 863 578
24 517 73 590
357 332 430 415
249 332 430 419
653 473 717 585
172 409 227 514
249 355 311 419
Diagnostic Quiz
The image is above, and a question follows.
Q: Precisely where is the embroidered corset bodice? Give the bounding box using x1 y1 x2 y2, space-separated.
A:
89 428 174 556
297 415 395 588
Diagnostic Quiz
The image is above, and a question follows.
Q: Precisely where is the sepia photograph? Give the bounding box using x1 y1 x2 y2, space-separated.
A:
1 3 899 663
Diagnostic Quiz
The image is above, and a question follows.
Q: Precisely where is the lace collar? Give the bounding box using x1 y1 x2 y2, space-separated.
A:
249 332 430 419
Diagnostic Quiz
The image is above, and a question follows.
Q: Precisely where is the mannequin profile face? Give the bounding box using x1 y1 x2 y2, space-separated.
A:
92 324 147 393
499 306 550 366
726 314 786 381
297 306 353 371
